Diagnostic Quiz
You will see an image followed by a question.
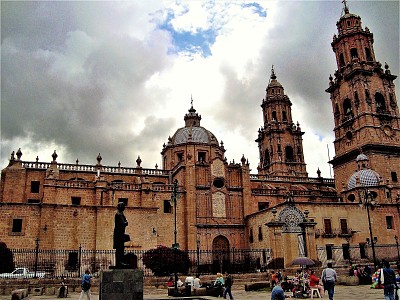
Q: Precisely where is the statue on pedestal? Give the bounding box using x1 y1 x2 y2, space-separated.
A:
113 202 130 268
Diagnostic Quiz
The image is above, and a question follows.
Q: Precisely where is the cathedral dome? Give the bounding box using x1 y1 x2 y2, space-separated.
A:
169 104 219 146
347 169 380 190
171 126 219 146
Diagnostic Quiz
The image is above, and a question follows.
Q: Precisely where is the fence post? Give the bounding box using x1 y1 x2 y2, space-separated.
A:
34 237 39 278
78 244 82 278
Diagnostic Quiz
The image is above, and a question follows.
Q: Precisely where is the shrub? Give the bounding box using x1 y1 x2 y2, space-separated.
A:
142 245 190 276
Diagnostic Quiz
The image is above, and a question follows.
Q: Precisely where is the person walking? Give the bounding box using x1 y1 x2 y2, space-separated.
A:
381 260 396 300
322 263 337 300
79 269 92 300
223 272 234 299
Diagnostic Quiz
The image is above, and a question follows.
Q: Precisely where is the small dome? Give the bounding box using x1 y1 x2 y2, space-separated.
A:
171 126 218 146
347 169 380 190
355 153 368 162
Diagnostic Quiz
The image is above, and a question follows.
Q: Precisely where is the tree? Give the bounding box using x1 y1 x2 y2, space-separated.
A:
0 242 14 273
142 245 190 276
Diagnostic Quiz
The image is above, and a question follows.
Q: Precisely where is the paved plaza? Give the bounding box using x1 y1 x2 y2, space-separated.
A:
0 284 384 299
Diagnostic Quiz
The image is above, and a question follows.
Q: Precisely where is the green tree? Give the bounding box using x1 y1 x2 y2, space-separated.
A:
142 245 190 276
0 242 14 273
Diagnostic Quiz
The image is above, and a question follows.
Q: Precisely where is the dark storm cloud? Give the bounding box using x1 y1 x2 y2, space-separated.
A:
1 1 398 173
1 1 175 167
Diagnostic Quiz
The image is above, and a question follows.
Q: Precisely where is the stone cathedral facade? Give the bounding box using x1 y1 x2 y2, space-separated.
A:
1 4 399 269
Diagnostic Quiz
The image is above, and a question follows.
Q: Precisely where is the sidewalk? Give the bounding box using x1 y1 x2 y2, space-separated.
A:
0 285 384 300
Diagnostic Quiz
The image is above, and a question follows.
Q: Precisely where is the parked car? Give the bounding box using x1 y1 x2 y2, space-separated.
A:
0 267 46 279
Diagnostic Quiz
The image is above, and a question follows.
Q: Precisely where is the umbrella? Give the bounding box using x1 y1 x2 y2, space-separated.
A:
291 257 315 266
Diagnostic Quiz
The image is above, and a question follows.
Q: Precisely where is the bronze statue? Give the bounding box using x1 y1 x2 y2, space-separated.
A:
113 202 130 268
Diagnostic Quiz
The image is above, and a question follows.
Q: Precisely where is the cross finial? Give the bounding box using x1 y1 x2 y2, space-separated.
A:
270 65 277 80
342 0 349 13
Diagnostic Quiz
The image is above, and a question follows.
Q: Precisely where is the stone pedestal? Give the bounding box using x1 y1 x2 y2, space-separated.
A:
100 269 143 300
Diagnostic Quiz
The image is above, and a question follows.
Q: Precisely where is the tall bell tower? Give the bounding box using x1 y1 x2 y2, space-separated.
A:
326 1 400 189
256 67 308 177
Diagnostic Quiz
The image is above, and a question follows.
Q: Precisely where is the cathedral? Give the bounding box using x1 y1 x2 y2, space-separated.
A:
0 3 399 270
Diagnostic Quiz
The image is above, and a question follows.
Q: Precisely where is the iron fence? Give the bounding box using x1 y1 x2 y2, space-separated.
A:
5 247 272 279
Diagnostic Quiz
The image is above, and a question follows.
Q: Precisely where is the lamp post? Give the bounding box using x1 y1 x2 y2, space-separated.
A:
34 237 39 278
359 190 377 269
171 179 179 297
395 235 400 262
196 239 200 278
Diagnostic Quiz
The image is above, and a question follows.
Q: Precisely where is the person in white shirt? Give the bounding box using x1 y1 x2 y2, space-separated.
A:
185 274 195 289
193 276 201 289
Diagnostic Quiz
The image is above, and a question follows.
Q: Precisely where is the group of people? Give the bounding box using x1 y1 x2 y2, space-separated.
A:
348 264 372 284
271 263 337 300
168 272 234 299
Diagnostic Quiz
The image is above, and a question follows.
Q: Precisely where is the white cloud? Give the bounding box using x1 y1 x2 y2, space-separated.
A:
1 0 398 181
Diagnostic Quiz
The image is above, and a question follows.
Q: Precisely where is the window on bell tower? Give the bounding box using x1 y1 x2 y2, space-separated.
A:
343 99 353 119
350 48 358 59
285 146 294 162
282 111 287 122
375 93 386 113
264 150 270 167
339 53 345 67
365 47 372 61
272 111 277 121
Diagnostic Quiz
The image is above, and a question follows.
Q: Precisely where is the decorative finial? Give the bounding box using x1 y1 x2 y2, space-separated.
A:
51 150 57 163
342 0 349 14
16 148 22 160
96 153 102 165
191 94 193 108
136 155 142 167
270 65 276 80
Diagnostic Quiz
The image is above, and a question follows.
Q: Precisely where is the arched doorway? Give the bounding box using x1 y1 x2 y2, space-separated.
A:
212 235 230 273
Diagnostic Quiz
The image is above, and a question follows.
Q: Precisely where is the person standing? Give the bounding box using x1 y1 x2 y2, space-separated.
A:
322 263 337 300
79 269 92 300
223 272 234 300
381 260 396 300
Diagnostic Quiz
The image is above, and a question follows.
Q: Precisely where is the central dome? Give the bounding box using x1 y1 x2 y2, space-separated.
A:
172 126 218 145
169 104 219 146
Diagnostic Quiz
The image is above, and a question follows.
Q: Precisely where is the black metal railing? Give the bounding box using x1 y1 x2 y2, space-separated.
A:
4 248 272 279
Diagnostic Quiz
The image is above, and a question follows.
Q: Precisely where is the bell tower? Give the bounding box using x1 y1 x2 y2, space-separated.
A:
256 67 307 177
326 2 399 189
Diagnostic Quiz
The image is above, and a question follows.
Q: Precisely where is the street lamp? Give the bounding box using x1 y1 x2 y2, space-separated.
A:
359 190 377 269
395 235 400 262
34 237 39 278
171 179 179 297
196 239 200 278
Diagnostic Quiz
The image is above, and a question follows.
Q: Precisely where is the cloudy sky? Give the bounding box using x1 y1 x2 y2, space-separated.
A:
1 0 399 179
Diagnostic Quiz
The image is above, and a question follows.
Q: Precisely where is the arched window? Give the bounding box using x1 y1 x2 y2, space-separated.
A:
272 111 277 121
334 104 340 117
365 47 372 61
354 91 359 106
343 98 353 119
350 48 358 59
264 150 270 167
339 53 345 67
285 146 294 162
282 111 287 122
375 93 386 113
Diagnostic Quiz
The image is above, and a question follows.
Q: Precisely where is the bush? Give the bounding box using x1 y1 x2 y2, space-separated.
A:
0 242 14 273
142 245 190 276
